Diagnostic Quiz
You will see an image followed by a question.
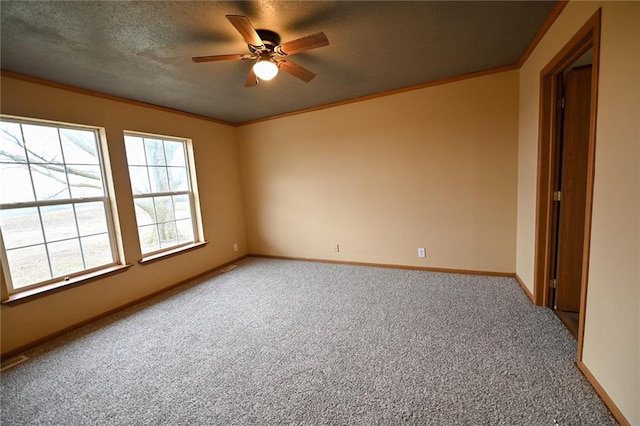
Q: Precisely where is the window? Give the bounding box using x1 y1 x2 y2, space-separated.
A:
0 116 119 293
124 132 199 257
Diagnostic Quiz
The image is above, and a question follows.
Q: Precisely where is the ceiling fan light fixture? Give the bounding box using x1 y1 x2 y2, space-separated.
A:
253 56 278 81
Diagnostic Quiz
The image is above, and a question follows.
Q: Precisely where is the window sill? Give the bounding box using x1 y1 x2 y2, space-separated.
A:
2 264 133 305
139 241 208 265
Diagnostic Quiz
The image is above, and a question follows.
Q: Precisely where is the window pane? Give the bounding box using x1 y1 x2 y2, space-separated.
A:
6 245 51 289
176 219 194 244
22 124 64 164
124 136 146 166
31 164 70 201
81 234 112 269
154 196 174 223
1 118 118 292
129 166 150 194
125 133 198 256
60 128 99 165
134 198 156 225
68 165 104 198
148 167 169 192
138 224 160 254
0 121 27 163
158 221 177 248
173 195 191 220
164 141 185 167
76 202 108 236
41 204 77 242
0 207 44 249
48 239 83 277
144 138 166 166
0 164 35 203
168 167 188 192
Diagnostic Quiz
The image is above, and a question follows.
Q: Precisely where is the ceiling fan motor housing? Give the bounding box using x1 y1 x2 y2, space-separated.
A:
252 29 281 53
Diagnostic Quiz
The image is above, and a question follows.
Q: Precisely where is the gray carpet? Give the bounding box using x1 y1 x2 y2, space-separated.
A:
1 257 616 425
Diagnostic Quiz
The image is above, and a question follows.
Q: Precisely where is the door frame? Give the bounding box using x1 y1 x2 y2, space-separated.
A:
533 9 601 361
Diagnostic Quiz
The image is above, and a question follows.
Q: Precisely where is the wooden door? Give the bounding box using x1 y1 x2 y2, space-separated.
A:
555 65 592 312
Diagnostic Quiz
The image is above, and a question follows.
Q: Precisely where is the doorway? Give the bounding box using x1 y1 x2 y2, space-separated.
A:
533 10 600 361
552 58 592 338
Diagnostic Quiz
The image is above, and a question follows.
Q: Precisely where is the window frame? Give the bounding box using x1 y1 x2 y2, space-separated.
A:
123 131 203 259
0 115 122 296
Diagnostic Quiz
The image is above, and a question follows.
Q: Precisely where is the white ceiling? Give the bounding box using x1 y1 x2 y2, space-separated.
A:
0 1 557 124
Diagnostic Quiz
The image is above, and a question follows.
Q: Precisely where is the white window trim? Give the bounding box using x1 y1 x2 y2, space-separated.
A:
0 115 125 297
123 130 204 260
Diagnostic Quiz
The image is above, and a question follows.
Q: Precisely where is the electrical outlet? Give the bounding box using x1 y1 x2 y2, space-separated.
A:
334 244 340 253
418 247 426 258
233 243 239 252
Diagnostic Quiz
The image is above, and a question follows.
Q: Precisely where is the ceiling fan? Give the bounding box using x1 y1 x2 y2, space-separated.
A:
192 15 329 87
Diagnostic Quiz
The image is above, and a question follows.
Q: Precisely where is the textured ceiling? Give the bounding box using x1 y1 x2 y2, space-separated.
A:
1 1 557 124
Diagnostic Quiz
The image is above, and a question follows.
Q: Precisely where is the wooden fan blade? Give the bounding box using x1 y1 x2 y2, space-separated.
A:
192 54 249 63
278 60 316 82
226 15 264 48
244 68 258 87
276 32 329 56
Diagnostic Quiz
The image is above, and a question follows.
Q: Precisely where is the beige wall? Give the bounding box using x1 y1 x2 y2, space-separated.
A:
0 76 248 354
516 2 639 423
238 71 519 273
